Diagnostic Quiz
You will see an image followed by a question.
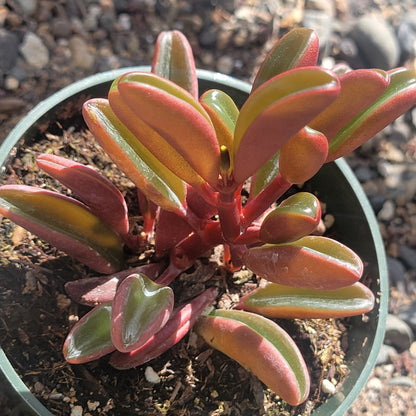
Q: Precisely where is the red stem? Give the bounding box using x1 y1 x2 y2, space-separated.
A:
242 173 292 228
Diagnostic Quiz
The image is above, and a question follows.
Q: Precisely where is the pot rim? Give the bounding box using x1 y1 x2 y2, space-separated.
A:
0 68 388 416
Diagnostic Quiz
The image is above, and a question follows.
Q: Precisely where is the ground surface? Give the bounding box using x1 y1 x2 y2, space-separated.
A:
1 0 416 415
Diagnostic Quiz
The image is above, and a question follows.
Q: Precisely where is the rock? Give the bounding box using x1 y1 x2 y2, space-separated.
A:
0 29 19 71
51 17 72 38
19 32 50 69
366 376 383 391
14 0 37 17
321 379 336 394
376 344 398 365
387 256 407 291
377 200 395 222
69 35 95 70
302 9 333 56
384 314 414 352
397 11 416 59
388 376 415 388
217 55 234 75
398 300 416 332
4 75 19 90
398 245 416 270
351 14 400 69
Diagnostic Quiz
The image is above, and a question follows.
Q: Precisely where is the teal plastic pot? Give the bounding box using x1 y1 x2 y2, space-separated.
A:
0 69 388 415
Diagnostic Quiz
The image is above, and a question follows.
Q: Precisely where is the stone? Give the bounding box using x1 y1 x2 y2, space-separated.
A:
384 314 414 352
217 55 234 75
398 300 416 332
375 344 398 365
387 256 407 291
0 29 19 71
51 17 72 38
351 14 400 69
377 200 396 222
398 245 416 270
388 376 415 388
19 32 50 69
69 35 95 70
397 11 416 59
14 0 37 16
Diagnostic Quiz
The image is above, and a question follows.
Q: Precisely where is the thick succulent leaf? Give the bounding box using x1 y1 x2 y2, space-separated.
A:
63 302 115 364
200 89 239 155
110 287 218 369
279 126 328 184
152 30 198 98
252 28 319 91
249 151 280 197
111 273 174 352
243 236 363 290
259 192 321 244
309 69 389 141
233 67 340 185
0 185 123 274
108 82 204 190
83 98 187 215
116 72 221 188
154 209 193 258
36 154 129 237
327 67 416 162
236 282 375 318
194 309 310 406
65 263 162 306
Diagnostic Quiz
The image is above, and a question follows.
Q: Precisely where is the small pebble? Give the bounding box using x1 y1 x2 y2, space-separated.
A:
145 366 160 384
70 405 83 416
366 376 383 391
388 376 415 388
321 379 336 394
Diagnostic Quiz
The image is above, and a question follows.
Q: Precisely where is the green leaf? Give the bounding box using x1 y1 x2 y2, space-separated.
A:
0 185 124 274
111 273 174 352
63 302 115 364
194 309 310 405
83 98 187 216
116 72 221 188
152 30 198 98
252 27 319 91
327 67 416 161
259 192 321 244
232 67 340 185
200 89 239 151
249 151 280 197
236 282 375 318
243 236 363 290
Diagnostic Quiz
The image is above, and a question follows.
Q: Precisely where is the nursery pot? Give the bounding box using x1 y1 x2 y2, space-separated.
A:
0 68 388 415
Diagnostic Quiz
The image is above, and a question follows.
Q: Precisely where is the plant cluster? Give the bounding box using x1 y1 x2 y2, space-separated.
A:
1 28 416 405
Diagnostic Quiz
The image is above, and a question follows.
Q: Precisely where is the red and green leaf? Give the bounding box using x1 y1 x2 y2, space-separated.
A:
236 282 375 318
63 302 115 364
243 236 363 290
0 185 124 274
232 67 340 185
194 309 310 406
259 192 321 244
327 67 416 161
83 98 187 216
111 273 174 353
110 287 218 369
279 126 328 184
252 27 319 91
36 153 129 237
115 72 221 188
152 30 198 98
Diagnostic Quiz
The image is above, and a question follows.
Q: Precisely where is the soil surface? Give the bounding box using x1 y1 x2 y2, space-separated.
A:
1 0 416 415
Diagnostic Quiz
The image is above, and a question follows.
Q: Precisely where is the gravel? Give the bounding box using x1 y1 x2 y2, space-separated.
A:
1 0 416 415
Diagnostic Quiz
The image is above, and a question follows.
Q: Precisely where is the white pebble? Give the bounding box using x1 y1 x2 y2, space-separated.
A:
145 366 160 384
70 405 83 416
321 379 336 394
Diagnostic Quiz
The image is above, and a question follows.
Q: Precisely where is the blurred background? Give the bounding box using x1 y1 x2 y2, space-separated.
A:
1 0 416 414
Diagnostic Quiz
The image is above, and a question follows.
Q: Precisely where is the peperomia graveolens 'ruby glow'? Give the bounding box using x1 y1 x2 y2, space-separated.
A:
1 28 415 406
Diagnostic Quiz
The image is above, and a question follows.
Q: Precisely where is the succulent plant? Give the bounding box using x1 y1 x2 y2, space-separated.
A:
1 28 416 406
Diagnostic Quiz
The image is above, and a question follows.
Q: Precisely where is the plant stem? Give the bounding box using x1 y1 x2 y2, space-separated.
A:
242 173 292 228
